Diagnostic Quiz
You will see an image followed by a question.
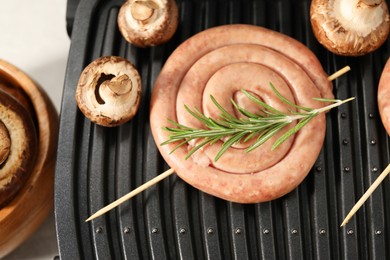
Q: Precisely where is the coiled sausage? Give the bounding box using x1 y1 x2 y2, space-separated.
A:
150 24 331 203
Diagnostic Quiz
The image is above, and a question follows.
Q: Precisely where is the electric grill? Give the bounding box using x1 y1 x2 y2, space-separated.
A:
55 0 390 259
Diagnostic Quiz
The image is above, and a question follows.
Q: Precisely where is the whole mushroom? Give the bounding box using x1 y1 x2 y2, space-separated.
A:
117 0 179 47
75 56 142 127
310 0 390 56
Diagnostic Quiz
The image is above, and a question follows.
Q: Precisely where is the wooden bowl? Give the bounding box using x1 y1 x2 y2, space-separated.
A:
0 60 58 258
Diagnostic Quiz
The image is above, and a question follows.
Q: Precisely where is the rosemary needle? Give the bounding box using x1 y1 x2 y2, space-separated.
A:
162 83 354 161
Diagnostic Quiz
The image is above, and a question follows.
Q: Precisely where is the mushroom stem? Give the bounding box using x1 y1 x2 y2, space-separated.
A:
310 0 390 56
334 0 385 37
360 0 382 6
98 74 133 104
131 0 159 22
107 74 132 95
0 120 10 165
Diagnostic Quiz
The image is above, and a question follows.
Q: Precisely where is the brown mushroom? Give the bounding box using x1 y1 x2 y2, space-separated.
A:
0 89 38 207
75 56 142 127
310 0 390 56
118 0 179 47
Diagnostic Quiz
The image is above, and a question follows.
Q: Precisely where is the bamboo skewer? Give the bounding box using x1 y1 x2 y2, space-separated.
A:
328 66 351 81
85 66 351 222
340 163 390 227
86 168 175 222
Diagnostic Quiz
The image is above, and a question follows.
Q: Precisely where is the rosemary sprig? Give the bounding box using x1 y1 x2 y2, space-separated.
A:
161 83 354 162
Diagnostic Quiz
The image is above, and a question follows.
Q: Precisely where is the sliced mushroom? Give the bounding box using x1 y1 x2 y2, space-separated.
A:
118 0 179 47
0 82 36 122
75 56 142 127
310 0 390 56
0 121 10 165
0 89 38 207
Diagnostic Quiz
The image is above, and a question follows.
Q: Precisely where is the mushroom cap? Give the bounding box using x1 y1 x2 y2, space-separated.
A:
118 0 179 47
310 0 390 56
75 56 142 127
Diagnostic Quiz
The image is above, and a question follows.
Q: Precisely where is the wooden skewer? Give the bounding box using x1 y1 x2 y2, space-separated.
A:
328 66 351 81
86 168 175 222
340 163 390 227
85 66 352 222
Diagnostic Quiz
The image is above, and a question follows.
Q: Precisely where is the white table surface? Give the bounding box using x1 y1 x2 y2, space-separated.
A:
0 0 71 259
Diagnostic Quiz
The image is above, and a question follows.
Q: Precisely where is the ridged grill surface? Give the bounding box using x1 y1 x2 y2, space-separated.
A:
55 0 390 259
